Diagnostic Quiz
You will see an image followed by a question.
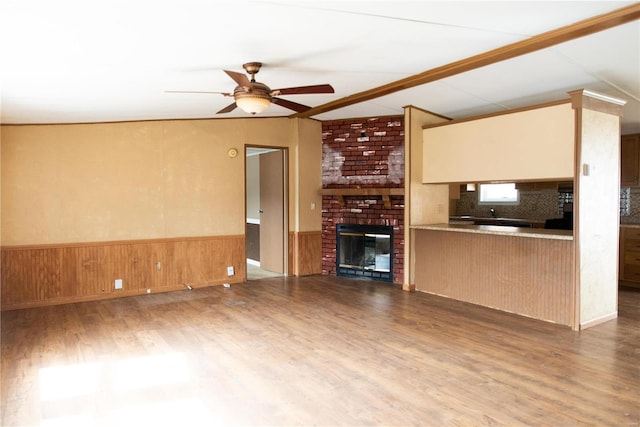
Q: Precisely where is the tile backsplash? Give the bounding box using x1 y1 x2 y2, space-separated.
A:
621 187 640 223
620 187 630 217
456 188 564 221
457 186 640 224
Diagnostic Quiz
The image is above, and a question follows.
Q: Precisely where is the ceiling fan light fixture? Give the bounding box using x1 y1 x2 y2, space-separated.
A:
168 62 332 115
236 95 271 114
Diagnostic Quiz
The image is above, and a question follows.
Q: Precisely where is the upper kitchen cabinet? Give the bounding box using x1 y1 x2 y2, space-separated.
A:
621 133 640 187
422 102 575 184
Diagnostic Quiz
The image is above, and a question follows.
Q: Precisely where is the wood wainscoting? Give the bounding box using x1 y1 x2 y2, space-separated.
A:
1 235 245 310
289 231 322 276
414 229 575 326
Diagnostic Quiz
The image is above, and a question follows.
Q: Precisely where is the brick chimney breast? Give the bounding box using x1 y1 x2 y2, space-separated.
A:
321 116 405 283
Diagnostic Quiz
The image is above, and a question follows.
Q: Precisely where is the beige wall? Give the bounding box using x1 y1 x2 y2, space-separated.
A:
3 121 166 245
403 106 451 288
407 107 451 226
422 102 575 183
1 117 321 246
576 108 621 328
293 118 322 233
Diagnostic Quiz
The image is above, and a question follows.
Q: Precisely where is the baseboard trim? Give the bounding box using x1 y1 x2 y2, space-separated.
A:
402 283 416 292
1 281 242 311
580 311 618 330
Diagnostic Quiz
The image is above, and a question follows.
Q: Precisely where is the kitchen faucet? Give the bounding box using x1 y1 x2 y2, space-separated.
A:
490 208 497 218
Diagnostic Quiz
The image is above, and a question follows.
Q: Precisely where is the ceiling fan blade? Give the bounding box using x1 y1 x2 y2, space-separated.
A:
272 97 311 113
272 84 335 95
217 102 237 114
165 90 232 96
224 70 253 88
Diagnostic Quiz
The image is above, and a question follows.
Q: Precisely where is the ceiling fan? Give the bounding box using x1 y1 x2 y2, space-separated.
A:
167 62 335 115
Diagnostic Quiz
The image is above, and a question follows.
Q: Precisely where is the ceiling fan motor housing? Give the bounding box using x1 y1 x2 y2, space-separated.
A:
234 81 271 100
234 80 272 114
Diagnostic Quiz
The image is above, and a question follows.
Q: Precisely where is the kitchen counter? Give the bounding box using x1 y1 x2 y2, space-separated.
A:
450 215 545 228
412 223 573 240
413 225 574 326
620 223 640 228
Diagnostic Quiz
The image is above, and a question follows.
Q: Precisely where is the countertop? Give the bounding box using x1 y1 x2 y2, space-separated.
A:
450 215 545 226
411 223 573 240
620 223 640 228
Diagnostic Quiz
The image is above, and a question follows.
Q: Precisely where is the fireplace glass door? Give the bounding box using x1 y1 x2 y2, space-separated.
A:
337 224 393 282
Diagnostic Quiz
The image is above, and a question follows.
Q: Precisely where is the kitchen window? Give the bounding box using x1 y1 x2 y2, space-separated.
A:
478 183 519 205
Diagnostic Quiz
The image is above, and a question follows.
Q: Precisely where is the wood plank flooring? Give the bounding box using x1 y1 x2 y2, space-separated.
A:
1 276 638 426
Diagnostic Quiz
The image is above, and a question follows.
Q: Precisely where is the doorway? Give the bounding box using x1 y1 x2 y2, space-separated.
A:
245 147 288 280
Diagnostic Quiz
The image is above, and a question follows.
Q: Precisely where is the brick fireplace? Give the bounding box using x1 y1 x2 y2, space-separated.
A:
321 116 404 283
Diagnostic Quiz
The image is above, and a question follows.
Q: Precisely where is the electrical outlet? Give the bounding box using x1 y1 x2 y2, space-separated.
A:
227 266 235 276
114 279 123 290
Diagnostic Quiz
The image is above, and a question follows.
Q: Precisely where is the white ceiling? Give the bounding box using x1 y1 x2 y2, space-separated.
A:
2 1 639 133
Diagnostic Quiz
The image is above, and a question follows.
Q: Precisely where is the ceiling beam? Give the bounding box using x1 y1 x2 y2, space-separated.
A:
291 3 640 118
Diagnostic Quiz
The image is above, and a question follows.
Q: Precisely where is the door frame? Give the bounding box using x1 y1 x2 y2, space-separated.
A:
245 145 289 276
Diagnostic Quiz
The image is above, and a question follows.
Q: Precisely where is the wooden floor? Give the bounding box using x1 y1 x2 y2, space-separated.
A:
1 276 638 426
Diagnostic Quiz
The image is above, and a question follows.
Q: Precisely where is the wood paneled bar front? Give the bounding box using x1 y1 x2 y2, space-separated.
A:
412 225 574 326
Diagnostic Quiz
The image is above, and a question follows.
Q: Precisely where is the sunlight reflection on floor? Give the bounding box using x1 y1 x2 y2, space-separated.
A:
111 398 219 426
38 352 222 426
39 362 101 401
111 353 190 391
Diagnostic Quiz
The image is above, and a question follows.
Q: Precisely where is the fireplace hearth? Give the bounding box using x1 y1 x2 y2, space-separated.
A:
336 224 393 282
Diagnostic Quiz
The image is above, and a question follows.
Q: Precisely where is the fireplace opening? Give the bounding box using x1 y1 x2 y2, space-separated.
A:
336 223 393 282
